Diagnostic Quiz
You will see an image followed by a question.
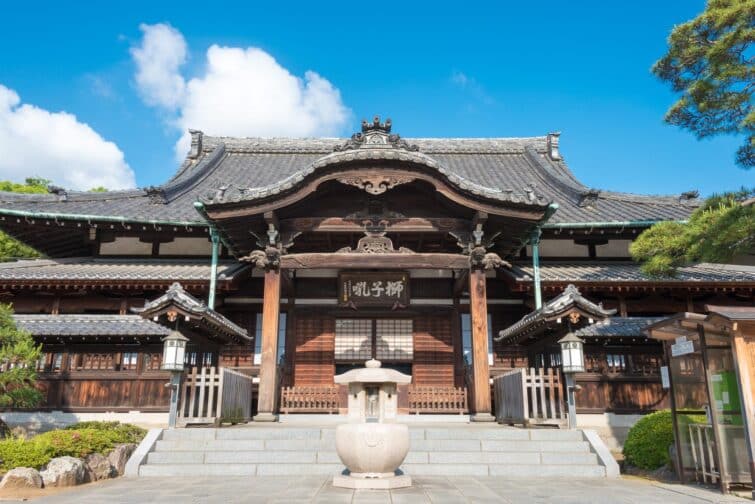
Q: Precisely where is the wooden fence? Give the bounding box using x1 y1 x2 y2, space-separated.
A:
408 386 468 414
178 367 255 425
280 385 340 413
493 367 567 427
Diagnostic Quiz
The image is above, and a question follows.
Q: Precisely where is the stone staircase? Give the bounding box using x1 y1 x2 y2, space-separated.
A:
136 425 612 478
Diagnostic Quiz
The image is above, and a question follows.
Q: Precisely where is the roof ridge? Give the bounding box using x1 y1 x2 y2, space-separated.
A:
160 144 227 203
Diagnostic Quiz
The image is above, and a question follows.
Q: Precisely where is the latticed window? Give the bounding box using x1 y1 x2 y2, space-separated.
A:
119 352 138 371
142 352 162 371
376 319 413 361
606 353 627 373
335 319 413 362
335 319 373 361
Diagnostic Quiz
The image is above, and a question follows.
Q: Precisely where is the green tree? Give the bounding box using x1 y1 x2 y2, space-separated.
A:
0 303 43 410
0 178 47 261
631 189 755 276
653 0 754 168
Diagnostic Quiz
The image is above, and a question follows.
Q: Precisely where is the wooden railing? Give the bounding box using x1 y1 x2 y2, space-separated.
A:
280 385 340 413
493 367 566 426
178 367 255 425
408 386 467 414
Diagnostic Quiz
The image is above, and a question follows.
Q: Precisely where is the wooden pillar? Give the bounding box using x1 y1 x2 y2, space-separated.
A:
469 269 494 421
254 269 281 421
731 333 755 498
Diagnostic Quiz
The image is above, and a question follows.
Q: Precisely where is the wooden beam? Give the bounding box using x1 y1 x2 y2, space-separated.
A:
280 253 470 270
254 269 281 421
469 269 494 421
280 217 470 234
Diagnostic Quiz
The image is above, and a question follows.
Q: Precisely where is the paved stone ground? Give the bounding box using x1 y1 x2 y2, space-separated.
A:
25 476 751 504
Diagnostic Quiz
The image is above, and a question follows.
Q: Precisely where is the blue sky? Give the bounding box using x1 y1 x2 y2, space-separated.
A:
0 1 751 195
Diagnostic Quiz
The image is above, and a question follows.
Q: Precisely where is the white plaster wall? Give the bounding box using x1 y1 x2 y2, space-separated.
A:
99 237 152 256
595 239 633 258
527 240 590 258
159 237 212 256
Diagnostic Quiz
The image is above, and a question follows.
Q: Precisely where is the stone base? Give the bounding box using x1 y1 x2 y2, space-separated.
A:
470 413 496 422
333 474 412 490
253 412 279 422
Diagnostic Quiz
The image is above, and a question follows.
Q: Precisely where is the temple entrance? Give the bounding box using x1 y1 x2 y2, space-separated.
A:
284 311 461 414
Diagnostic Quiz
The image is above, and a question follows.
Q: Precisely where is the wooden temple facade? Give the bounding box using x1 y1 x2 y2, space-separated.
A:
0 117 752 421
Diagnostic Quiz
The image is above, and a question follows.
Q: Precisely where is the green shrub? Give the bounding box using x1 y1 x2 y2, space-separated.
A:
623 410 675 470
0 438 53 472
623 410 709 470
0 422 146 471
33 429 121 459
64 421 146 444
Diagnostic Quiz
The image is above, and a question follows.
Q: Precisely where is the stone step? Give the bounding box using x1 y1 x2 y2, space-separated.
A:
155 438 591 454
139 463 344 477
160 428 328 441
159 427 584 442
402 464 606 478
146 448 596 466
141 427 609 479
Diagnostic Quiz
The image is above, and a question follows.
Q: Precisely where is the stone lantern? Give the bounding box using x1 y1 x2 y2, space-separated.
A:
332 359 412 489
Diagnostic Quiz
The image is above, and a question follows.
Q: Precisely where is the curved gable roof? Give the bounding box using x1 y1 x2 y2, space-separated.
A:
0 126 699 227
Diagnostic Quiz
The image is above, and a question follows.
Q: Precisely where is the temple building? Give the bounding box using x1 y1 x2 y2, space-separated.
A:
0 117 752 435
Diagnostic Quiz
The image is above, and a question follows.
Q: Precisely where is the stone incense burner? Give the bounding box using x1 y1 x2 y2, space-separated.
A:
332 359 412 489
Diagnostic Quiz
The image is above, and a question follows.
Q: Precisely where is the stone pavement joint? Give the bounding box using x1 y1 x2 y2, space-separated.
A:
26 476 750 504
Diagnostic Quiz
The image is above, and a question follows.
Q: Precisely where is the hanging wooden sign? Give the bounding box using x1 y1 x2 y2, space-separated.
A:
338 271 410 307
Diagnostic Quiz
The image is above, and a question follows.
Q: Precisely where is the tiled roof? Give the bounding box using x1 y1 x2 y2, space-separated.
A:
573 317 663 338
497 284 616 343
0 132 698 226
510 262 755 284
0 258 248 285
133 282 250 342
13 314 170 337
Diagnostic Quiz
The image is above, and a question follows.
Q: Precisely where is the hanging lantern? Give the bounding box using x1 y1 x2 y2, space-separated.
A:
161 331 189 372
558 332 585 374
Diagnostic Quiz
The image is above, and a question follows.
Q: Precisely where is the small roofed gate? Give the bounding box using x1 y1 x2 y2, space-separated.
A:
178 367 254 425
493 367 567 427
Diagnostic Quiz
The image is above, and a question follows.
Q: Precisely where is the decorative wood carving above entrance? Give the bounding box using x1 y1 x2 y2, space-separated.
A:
337 231 414 254
337 174 415 195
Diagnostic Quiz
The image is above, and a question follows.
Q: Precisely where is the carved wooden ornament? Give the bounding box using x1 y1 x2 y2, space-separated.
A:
337 175 414 195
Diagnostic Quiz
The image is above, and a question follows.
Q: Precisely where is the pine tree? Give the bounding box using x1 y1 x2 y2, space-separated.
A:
653 0 754 168
631 189 755 276
0 303 42 409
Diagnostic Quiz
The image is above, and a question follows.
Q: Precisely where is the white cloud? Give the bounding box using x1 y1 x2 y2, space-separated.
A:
130 23 187 110
0 84 135 190
132 23 351 160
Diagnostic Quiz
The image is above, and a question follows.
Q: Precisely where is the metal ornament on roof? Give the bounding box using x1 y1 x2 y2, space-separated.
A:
333 116 420 152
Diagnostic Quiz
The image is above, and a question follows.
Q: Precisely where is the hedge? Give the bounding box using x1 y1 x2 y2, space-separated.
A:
0 421 146 472
623 410 706 470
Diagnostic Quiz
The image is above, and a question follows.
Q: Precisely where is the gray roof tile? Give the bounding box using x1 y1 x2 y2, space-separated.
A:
13 314 170 337
0 134 698 226
573 317 664 338
0 258 248 284
511 262 755 283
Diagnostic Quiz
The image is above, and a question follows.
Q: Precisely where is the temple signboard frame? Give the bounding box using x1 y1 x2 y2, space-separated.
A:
338 271 410 308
